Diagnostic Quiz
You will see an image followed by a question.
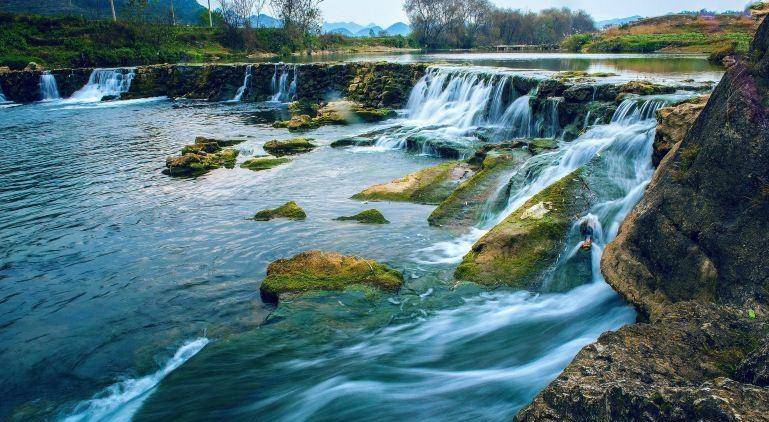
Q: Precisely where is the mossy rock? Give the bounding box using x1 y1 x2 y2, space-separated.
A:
429 150 531 228
252 201 307 221
263 138 317 157
454 169 593 288
273 115 319 132
240 156 290 172
352 161 475 205
163 137 244 177
259 250 403 303
618 81 676 97
528 138 559 155
334 209 390 224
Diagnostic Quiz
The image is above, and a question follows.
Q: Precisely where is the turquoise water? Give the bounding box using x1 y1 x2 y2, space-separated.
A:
0 58 713 420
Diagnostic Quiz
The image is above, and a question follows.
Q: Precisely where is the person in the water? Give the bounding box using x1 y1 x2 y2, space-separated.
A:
580 219 595 250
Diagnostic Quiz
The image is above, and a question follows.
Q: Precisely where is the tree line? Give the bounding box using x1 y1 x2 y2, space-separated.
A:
404 0 595 49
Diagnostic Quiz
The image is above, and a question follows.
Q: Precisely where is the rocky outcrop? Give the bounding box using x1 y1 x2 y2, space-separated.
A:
251 201 307 221
273 101 396 132
455 169 594 288
352 161 475 205
163 137 243 177
259 250 403 304
653 95 709 166
428 145 532 229
334 209 390 224
518 15 769 421
262 138 317 156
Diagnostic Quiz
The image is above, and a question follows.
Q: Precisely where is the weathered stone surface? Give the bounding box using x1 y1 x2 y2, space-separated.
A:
259 250 403 303
455 169 594 288
334 209 390 224
653 95 709 166
352 161 475 205
252 201 306 221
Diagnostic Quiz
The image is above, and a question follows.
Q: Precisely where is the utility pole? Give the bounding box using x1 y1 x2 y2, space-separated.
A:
207 0 213 27
170 0 176 26
108 0 116 21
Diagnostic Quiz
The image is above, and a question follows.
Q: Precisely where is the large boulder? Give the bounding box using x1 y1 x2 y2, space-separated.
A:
163 137 243 177
259 251 403 303
653 96 709 166
352 161 475 205
518 16 769 421
263 138 317 157
455 169 594 288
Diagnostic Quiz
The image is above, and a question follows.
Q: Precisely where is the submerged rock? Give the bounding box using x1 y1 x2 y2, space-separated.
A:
429 148 532 229
528 138 559 155
263 138 317 157
259 250 403 303
352 161 475 205
163 137 243 177
618 80 676 97
251 201 307 221
334 209 390 224
240 156 290 172
653 95 709 166
274 101 396 132
455 169 593 288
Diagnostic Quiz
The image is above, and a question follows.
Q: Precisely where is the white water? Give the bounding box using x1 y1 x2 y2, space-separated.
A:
62 338 209 422
69 69 136 102
270 64 297 102
0 87 9 104
39 72 61 101
415 96 670 266
232 65 253 102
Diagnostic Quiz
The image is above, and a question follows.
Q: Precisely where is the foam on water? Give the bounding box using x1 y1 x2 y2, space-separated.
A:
61 338 209 422
232 65 253 102
270 64 297 102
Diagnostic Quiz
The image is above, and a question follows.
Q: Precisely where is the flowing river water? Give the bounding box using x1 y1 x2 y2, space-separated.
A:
0 55 720 421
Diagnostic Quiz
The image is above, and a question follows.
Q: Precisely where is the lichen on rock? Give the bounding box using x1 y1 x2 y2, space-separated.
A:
334 209 390 224
259 250 403 303
163 137 244 177
251 201 307 221
454 169 593 288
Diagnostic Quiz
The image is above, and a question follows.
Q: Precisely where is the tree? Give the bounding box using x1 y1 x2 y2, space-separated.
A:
254 0 268 27
207 0 213 27
109 0 117 21
270 0 324 51
169 0 175 25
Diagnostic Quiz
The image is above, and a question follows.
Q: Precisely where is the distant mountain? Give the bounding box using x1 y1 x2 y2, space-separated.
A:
327 28 356 37
0 0 206 24
384 22 411 36
596 16 643 29
322 21 365 35
250 14 280 28
356 25 385 37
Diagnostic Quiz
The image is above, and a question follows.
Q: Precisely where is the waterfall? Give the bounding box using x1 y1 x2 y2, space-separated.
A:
69 68 136 102
232 65 253 102
498 95 535 138
39 72 61 101
270 65 297 102
0 88 8 103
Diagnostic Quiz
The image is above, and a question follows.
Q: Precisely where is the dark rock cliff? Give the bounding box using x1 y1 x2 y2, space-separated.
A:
517 16 769 422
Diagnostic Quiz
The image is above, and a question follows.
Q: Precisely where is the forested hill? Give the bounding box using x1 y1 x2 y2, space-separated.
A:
0 0 206 24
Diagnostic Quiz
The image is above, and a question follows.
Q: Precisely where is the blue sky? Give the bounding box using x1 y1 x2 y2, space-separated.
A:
198 0 752 26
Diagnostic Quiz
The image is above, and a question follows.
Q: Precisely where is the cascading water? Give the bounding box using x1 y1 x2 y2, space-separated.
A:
39 72 61 101
69 68 136 102
0 88 8 104
270 65 297 102
232 65 253 102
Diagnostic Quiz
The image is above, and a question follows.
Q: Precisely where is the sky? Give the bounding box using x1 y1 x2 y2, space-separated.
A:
199 0 753 27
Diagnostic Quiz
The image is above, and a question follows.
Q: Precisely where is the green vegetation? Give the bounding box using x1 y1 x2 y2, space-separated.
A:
259 250 403 303
334 209 390 224
562 13 755 54
0 12 415 69
252 201 307 221
262 138 317 156
352 161 472 205
163 137 244 177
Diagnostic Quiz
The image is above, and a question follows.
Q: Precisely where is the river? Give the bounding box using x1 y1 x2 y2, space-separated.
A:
0 53 719 421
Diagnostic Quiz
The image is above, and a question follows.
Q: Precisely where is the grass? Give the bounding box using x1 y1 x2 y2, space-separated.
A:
563 13 757 54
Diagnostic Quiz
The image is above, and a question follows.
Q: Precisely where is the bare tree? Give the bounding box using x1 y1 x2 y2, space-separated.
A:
109 0 117 21
254 0 269 27
270 0 323 33
220 0 259 27
207 0 213 27
169 0 176 25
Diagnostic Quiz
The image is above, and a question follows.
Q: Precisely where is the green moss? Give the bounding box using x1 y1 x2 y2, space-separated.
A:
240 156 290 171
454 169 592 288
352 161 469 205
259 251 403 303
334 209 390 224
263 138 317 157
252 201 307 221
529 138 559 155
